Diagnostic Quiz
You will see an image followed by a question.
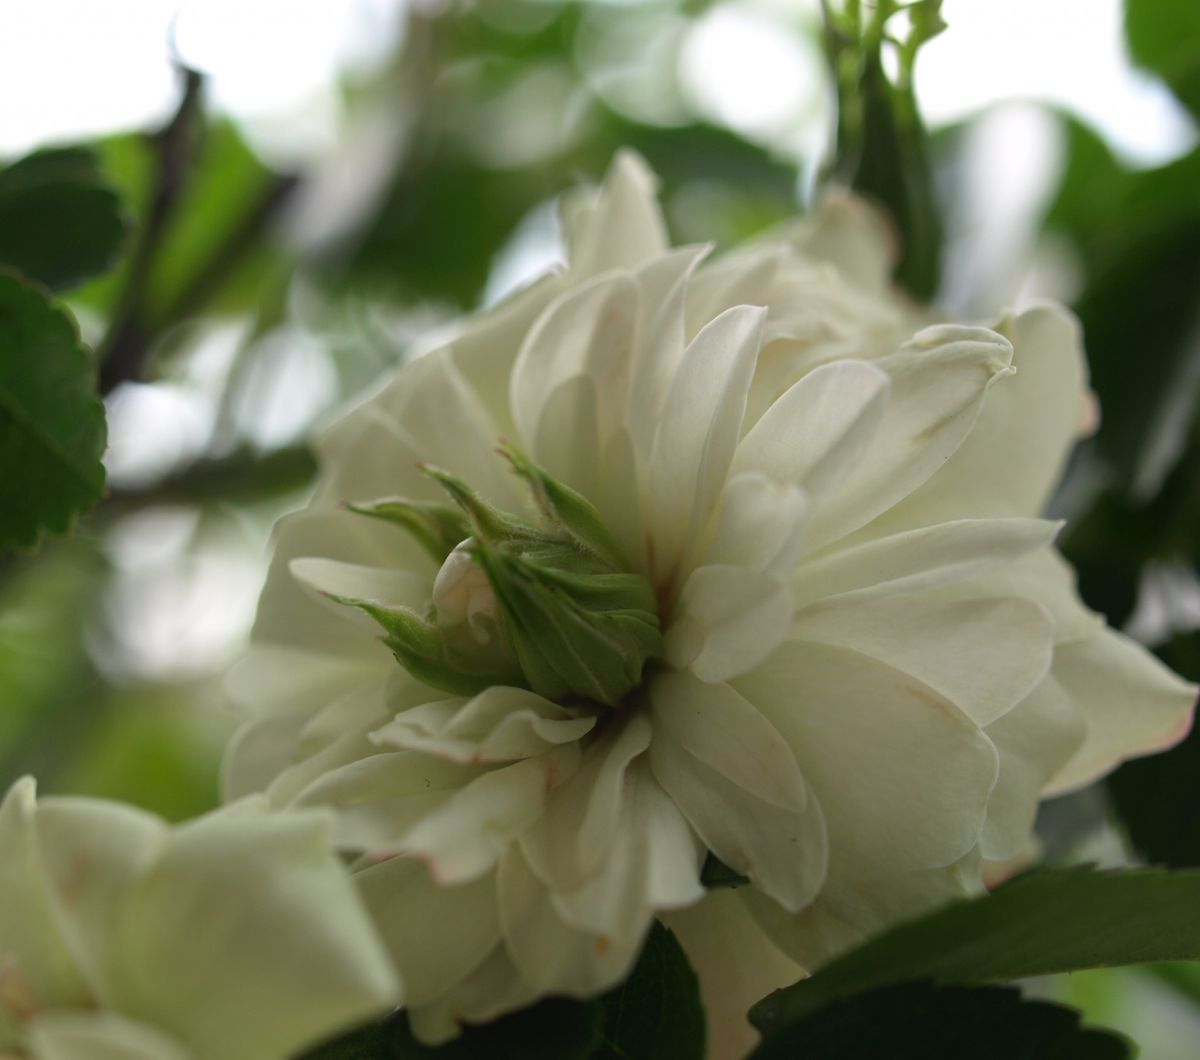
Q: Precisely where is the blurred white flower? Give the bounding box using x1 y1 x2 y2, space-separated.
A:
0 778 398 1060
224 152 1196 1055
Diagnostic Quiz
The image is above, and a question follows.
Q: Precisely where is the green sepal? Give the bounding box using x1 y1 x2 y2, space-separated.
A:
327 593 522 697
499 442 628 568
474 541 662 707
345 497 469 564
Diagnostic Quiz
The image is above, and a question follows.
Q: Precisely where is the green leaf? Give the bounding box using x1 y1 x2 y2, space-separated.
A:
1126 0 1200 118
750 982 1129 1059
302 998 602 1059
0 147 129 291
594 922 706 1060
750 866 1200 1034
0 271 106 551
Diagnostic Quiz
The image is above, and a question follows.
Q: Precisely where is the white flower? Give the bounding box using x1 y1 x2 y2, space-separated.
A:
225 152 1196 1056
0 777 398 1060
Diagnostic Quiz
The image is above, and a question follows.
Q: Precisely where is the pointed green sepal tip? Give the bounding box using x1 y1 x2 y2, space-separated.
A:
498 442 627 568
345 497 470 564
324 592 521 697
419 463 536 546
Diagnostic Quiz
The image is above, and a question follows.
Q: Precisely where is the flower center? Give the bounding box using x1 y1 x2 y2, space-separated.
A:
334 445 663 708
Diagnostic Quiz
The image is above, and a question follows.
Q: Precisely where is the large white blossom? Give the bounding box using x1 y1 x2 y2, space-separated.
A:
0 778 398 1060
224 152 1196 1056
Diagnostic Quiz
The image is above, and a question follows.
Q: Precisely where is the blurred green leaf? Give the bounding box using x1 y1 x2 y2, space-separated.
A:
750 866 1200 1034
594 922 705 1060
750 982 1129 1059
1046 121 1200 494
1126 0 1200 118
0 271 106 551
0 147 129 291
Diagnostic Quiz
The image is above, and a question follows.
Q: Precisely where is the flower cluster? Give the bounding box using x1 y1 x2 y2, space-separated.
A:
221 152 1194 1055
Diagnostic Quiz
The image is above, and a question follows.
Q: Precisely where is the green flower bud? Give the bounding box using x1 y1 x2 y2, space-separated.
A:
425 457 662 707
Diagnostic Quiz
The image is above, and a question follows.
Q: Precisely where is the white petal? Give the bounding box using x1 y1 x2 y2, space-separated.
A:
732 360 890 505
665 564 795 683
1046 626 1197 794
532 373 601 497
220 714 310 801
626 244 715 455
649 677 827 912
594 426 647 572
27 1012 189 1060
396 746 582 885
701 472 807 577
805 325 1015 550
371 687 596 764
519 715 652 893
878 304 1089 525
783 188 897 295
792 597 1054 727
665 890 805 1060
648 306 766 583
498 847 643 996
354 858 499 1008
565 150 669 276
0 779 91 1014
406 944 537 1045
982 676 1086 859
510 271 637 458
288 557 430 635
735 641 998 873
793 518 1060 608
111 807 399 1060
547 762 703 937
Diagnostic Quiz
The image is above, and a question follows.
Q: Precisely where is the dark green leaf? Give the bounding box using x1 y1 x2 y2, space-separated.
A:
594 922 705 1060
0 271 106 551
750 866 1200 1034
1126 0 1200 118
750 982 1129 1059
0 147 129 290
302 998 602 1060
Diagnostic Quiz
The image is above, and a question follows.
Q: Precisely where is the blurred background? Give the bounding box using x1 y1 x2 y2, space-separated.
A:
2 0 1199 1054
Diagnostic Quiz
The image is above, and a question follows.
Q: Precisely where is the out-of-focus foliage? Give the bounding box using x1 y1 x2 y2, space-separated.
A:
1126 0 1200 119
0 272 107 550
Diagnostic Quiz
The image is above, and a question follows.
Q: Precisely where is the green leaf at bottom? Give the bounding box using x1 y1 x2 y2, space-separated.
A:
750 983 1129 1060
750 866 1200 1034
0 271 106 551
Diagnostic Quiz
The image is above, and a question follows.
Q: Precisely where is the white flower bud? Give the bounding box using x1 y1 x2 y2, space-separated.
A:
432 540 499 645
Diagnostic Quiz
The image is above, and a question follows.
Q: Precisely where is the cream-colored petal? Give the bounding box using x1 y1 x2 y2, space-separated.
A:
793 518 1060 609
547 762 703 937
288 557 430 635
498 848 644 997
532 373 601 497
744 846 982 971
665 889 805 1060
780 189 897 296
805 325 1015 550
701 472 807 577
792 597 1054 727
982 676 1086 859
731 360 889 505
355 858 499 1008
220 714 310 801
565 150 669 277
735 641 998 874
396 746 581 885
1046 627 1197 794
371 687 595 764
648 306 766 584
665 564 795 684
27 1011 189 1060
877 304 1089 526
519 715 652 893
111 807 398 1060
594 425 647 572
649 734 826 913
0 780 92 1022
32 800 167 1006
510 272 637 459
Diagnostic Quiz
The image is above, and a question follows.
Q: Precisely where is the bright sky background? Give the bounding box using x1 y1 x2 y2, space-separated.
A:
0 0 1194 166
